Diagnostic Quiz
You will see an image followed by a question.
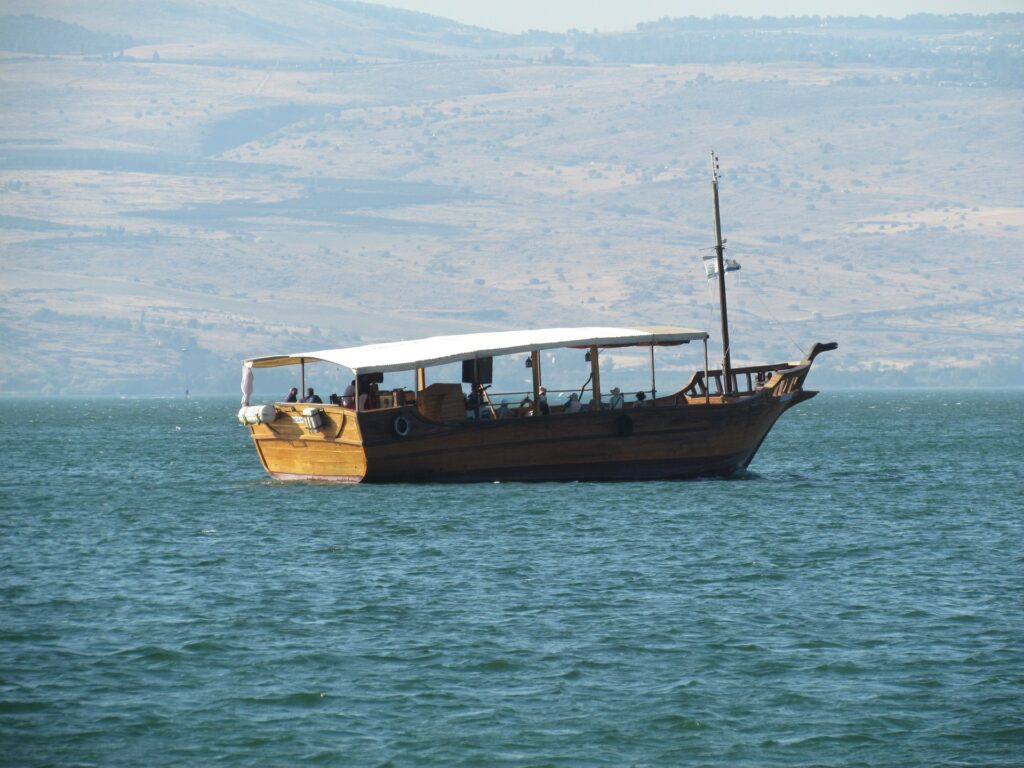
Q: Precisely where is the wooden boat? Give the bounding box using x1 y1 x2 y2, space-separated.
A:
238 156 836 482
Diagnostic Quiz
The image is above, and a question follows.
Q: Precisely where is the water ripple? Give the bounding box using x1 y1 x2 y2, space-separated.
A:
0 393 1022 766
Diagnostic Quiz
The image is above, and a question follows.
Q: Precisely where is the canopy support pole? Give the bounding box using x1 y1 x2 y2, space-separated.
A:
589 345 601 412
416 367 426 393
531 350 542 416
650 346 657 404
473 357 481 420
703 339 710 404
300 358 306 396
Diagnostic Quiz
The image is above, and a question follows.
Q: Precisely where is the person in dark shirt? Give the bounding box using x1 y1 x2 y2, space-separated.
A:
538 386 550 416
300 387 322 404
284 387 298 402
364 381 380 410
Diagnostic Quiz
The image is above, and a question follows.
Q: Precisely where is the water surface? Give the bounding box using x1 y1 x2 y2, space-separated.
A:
1 392 1021 765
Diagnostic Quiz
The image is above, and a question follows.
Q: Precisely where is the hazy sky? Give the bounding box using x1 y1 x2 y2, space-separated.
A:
381 0 1023 33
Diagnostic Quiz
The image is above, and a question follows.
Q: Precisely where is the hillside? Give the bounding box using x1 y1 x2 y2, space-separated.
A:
1 2 1022 395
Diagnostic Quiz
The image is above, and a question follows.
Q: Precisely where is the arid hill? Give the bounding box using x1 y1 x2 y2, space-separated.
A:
1 3 1021 394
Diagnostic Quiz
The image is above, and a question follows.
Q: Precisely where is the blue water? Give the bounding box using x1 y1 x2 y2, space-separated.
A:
1 392 1022 766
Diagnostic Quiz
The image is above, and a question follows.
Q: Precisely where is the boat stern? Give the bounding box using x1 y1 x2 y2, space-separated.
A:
239 403 368 482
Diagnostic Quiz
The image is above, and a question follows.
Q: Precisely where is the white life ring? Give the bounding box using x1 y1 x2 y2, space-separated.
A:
392 414 411 437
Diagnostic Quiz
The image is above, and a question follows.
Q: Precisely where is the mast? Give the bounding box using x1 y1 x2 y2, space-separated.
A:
710 151 733 394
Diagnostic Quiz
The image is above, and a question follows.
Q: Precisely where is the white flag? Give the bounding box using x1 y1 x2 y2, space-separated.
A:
703 254 741 280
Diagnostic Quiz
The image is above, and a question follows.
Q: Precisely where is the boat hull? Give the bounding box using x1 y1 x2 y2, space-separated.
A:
247 389 814 483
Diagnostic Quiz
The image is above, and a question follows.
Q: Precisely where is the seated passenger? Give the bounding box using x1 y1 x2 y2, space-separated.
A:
284 386 298 403
464 389 479 419
340 380 355 408
365 382 380 410
563 393 583 413
609 387 624 409
537 386 550 416
633 391 647 408
496 399 511 419
300 387 323 404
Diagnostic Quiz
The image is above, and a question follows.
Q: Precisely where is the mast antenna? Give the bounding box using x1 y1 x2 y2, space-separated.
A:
710 151 734 394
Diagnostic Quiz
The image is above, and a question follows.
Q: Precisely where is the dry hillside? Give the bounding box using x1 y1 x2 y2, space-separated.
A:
1 3 1022 394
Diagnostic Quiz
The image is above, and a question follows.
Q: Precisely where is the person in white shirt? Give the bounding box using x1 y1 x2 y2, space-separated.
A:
340 380 355 408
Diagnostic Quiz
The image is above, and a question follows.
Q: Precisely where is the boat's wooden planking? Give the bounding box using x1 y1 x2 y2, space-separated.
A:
243 386 814 483
361 398 787 482
249 404 367 481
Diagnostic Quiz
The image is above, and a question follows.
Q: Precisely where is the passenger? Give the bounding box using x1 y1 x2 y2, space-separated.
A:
284 386 298 403
537 386 550 416
365 381 380 410
340 380 355 408
518 396 534 417
496 399 511 419
300 387 323 404
609 387 624 409
563 393 582 413
465 388 479 419
634 391 647 408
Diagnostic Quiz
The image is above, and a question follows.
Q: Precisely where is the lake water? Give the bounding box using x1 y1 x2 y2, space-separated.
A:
1 391 1022 766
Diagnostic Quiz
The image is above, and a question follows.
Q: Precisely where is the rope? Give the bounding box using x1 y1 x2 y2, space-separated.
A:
730 262 808 359
695 248 807 361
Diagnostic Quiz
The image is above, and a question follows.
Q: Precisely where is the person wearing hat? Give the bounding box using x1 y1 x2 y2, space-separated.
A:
563 392 582 413
609 387 624 409
497 399 511 419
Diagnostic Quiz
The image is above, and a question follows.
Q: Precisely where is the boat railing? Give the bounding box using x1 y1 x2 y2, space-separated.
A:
681 361 808 399
681 342 836 399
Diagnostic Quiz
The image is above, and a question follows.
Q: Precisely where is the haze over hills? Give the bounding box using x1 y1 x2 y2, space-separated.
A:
1 2 1022 395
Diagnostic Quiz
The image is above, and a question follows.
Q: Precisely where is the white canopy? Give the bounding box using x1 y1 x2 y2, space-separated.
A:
245 325 707 375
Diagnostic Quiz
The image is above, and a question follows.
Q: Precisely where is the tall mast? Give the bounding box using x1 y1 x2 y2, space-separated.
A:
711 151 733 394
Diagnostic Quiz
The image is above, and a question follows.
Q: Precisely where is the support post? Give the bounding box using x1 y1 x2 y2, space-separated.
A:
416 367 425 393
473 357 481 420
650 346 657 404
531 350 541 415
703 339 710 404
300 358 306 396
589 345 601 412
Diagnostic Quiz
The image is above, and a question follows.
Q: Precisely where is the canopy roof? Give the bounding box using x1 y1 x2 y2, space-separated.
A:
245 325 707 375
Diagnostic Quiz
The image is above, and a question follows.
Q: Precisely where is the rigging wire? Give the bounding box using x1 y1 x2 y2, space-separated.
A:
730 255 808 359
695 246 808 360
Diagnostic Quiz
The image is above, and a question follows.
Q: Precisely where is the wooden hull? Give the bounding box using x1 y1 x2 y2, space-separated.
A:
246 389 815 483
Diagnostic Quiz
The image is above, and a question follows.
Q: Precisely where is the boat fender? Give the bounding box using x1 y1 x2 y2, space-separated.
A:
616 413 633 437
237 404 277 425
302 407 323 432
392 414 411 438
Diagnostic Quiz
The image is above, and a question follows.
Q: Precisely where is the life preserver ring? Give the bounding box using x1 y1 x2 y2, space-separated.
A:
616 413 633 437
392 414 411 438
